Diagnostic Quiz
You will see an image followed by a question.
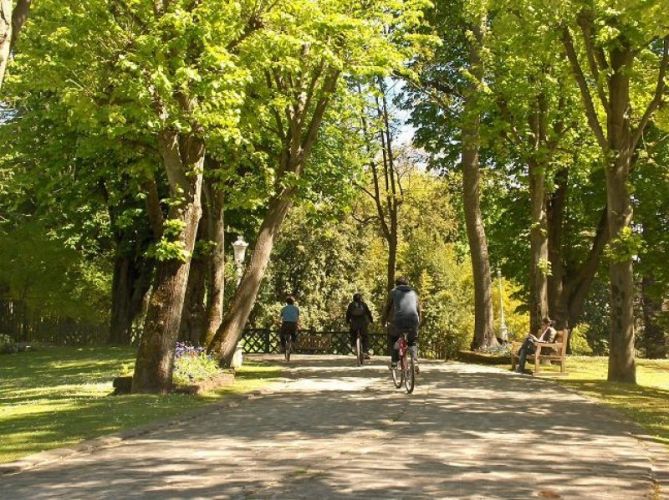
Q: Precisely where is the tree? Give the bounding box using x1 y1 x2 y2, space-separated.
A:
407 0 497 349
559 3 669 382
0 0 31 90
209 0 430 365
356 80 404 294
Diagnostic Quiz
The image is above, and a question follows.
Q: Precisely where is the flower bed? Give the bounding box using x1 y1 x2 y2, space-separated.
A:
113 342 234 394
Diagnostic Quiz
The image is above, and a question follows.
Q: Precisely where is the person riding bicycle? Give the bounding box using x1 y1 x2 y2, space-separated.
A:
382 277 421 372
346 293 374 359
279 296 299 353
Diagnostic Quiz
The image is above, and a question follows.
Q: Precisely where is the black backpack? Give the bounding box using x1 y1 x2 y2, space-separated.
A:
350 301 366 317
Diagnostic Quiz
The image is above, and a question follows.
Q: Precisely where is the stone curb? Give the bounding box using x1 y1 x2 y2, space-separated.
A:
0 377 280 477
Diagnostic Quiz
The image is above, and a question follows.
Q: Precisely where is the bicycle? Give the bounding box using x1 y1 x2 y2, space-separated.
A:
390 332 415 394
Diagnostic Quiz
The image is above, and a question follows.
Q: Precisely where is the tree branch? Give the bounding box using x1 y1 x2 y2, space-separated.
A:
631 35 669 150
561 25 608 151
577 11 609 111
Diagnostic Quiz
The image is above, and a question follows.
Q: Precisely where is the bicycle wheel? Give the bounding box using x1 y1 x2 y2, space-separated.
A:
391 356 404 388
356 335 363 366
404 356 415 394
285 337 291 363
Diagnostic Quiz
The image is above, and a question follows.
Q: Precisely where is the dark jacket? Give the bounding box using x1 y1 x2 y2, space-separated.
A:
346 301 373 328
383 285 421 329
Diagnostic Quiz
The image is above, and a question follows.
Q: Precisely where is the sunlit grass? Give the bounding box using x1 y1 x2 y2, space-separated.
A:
0 347 280 463
536 356 669 447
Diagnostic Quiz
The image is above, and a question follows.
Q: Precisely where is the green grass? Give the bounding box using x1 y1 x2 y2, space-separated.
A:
0 347 280 464
537 356 669 446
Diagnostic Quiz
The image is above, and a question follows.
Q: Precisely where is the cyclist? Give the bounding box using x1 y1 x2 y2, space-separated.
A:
346 293 374 358
279 296 299 353
383 277 421 372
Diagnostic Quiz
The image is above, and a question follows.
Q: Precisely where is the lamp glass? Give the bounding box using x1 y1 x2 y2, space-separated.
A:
232 236 248 265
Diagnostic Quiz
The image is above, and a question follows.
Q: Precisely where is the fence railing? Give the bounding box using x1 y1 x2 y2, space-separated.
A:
241 328 449 359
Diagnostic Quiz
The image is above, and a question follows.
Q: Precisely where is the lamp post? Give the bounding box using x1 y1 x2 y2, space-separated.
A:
497 268 508 342
232 235 249 286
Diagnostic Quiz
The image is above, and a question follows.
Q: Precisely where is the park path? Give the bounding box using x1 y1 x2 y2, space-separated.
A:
0 355 665 499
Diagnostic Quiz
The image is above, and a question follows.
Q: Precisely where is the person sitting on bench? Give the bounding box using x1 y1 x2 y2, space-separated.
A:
515 318 557 373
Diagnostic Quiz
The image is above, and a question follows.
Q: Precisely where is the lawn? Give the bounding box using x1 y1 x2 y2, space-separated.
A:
0 346 280 464
538 356 669 446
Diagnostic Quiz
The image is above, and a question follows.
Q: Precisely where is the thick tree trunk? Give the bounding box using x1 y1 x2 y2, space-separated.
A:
605 46 636 383
132 132 204 393
209 190 294 365
0 0 12 91
528 159 549 335
10 0 30 47
463 21 496 350
202 184 225 346
463 134 496 349
387 233 397 294
108 246 154 345
109 256 135 345
641 276 666 359
179 199 208 344
179 253 206 344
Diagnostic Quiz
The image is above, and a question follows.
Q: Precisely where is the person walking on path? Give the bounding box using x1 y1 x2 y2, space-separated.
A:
346 293 374 358
515 317 557 373
279 296 300 352
383 277 421 371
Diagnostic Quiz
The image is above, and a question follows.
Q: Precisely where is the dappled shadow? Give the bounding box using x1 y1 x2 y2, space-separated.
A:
1 355 660 498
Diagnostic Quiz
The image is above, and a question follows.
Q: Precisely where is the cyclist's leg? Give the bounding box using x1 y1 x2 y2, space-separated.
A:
407 327 419 372
349 326 357 353
279 324 287 352
388 324 400 366
361 323 370 356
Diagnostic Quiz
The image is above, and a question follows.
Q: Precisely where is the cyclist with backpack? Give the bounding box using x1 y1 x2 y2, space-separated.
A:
383 277 421 372
346 293 374 359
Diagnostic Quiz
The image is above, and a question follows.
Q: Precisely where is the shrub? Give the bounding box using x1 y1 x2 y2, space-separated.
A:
173 342 221 386
0 334 17 354
570 324 593 355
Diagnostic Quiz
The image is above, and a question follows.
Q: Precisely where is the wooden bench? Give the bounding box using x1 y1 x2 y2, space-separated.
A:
511 329 568 374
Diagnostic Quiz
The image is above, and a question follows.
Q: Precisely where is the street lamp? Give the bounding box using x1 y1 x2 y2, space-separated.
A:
232 235 249 286
497 268 508 342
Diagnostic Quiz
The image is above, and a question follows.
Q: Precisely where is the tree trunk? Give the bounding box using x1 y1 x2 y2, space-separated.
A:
528 159 549 335
0 0 12 91
202 183 225 346
641 275 666 359
387 233 397 294
605 45 636 383
463 20 496 350
132 132 204 393
10 0 30 47
109 256 135 345
179 251 206 344
209 190 294 365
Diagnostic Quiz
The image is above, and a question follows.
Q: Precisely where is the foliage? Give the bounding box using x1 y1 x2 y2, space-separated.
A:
0 222 111 324
570 324 594 355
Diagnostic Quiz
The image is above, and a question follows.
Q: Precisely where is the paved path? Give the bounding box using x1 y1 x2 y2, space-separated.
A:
1 355 665 499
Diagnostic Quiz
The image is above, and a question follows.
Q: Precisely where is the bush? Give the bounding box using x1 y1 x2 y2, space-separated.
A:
570 324 593 355
0 334 17 354
173 342 221 386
